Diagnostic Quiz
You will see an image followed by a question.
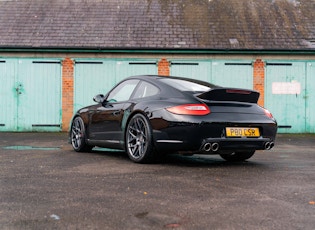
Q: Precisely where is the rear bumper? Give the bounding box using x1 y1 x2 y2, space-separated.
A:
199 137 275 152
152 121 277 154
155 136 275 154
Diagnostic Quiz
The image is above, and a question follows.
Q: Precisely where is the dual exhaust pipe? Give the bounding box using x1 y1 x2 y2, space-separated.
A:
202 142 220 152
264 141 274 150
202 141 274 152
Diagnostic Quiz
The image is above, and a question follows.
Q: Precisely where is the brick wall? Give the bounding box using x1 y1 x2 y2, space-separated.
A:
157 58 170 76
61 58 74 131
253 59 265 107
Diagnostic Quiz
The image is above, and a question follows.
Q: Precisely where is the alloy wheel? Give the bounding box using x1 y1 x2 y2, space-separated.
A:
127 116 148 159
126 114 155 163
71 117 92 152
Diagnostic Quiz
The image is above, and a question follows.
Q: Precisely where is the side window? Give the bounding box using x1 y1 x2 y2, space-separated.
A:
132 81 160 99
107 79 140 102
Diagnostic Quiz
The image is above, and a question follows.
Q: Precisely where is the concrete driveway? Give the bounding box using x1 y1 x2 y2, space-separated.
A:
0 132 315 230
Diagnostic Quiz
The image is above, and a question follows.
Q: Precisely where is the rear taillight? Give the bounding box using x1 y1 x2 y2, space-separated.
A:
264 108 273 118
166 104 210 116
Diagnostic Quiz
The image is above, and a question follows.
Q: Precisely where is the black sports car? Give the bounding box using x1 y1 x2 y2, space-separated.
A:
70 75 277 163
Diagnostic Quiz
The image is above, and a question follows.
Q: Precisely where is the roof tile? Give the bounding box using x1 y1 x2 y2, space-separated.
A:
0 0 314 50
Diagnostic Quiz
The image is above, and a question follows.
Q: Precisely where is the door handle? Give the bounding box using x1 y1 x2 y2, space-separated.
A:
113 111 121 116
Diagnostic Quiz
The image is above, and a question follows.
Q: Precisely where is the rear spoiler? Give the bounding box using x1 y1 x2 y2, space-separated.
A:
197 88 260 103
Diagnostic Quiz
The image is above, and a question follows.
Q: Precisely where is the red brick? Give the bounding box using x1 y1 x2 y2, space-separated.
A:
253 59 265 107
158 58 170 76
61 58 74 131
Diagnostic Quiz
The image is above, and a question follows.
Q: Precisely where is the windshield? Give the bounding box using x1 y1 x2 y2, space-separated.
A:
159 78 213 92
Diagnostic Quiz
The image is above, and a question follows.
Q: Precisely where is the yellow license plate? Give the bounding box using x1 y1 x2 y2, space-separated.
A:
226 127 260 137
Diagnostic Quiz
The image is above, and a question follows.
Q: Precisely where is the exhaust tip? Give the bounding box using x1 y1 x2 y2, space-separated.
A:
203 143 212 152
211 143 219 152
264 142 274 150
269 142 274 149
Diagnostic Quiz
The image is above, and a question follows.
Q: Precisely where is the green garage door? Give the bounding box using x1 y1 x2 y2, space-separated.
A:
0 58 62 131
74 59 157 112
116 60 158 82
265 61 306 133
170 60 212 82
170 60 253 89
0 59 16 131
306 62 315 133
211 61 253 89
74 60 116 113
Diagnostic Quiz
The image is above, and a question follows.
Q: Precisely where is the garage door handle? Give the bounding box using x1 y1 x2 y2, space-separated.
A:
15 84 22 95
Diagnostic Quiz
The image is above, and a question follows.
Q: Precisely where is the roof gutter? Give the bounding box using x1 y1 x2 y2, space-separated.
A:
0 47 314 55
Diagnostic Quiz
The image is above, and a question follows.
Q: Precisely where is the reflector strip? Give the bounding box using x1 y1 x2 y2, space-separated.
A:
226 89 251 94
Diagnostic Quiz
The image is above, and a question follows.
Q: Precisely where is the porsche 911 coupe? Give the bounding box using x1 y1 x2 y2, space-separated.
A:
70 75 277 163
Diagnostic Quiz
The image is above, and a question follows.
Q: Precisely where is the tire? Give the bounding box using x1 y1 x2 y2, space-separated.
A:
125 113 156 163
70 116 93 152
219 150 255 162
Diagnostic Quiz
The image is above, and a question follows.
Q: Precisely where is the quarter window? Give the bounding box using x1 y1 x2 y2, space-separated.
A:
107 79 140 102
132 81 160 99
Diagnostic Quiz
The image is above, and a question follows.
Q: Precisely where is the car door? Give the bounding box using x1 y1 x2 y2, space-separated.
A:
89 79 140 144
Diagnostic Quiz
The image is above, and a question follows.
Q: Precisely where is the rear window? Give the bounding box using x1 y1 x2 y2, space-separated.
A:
159 78 212 92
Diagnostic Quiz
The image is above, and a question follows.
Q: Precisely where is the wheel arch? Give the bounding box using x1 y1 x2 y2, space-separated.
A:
69 115 94 152
69 113 90 138
123 110 155 148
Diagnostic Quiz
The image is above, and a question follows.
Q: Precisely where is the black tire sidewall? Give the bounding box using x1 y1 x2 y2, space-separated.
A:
71 116 89 152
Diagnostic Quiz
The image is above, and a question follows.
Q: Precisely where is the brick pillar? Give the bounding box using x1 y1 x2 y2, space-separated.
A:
158 58 170 76
62 58 74 131
253 59 265 107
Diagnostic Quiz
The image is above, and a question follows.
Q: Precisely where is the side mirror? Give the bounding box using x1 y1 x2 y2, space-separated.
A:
93 94 105 103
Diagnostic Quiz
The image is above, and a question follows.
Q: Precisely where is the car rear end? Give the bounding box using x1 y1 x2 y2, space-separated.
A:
151 86 277 154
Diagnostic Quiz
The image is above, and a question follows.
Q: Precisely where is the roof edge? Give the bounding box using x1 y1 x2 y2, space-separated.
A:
0 47 314 55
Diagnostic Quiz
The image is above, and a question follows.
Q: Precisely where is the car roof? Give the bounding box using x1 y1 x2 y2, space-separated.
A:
126 75 218 88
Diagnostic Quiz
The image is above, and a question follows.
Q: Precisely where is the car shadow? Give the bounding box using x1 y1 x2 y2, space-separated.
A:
162 154 265 168
86 148 265 168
